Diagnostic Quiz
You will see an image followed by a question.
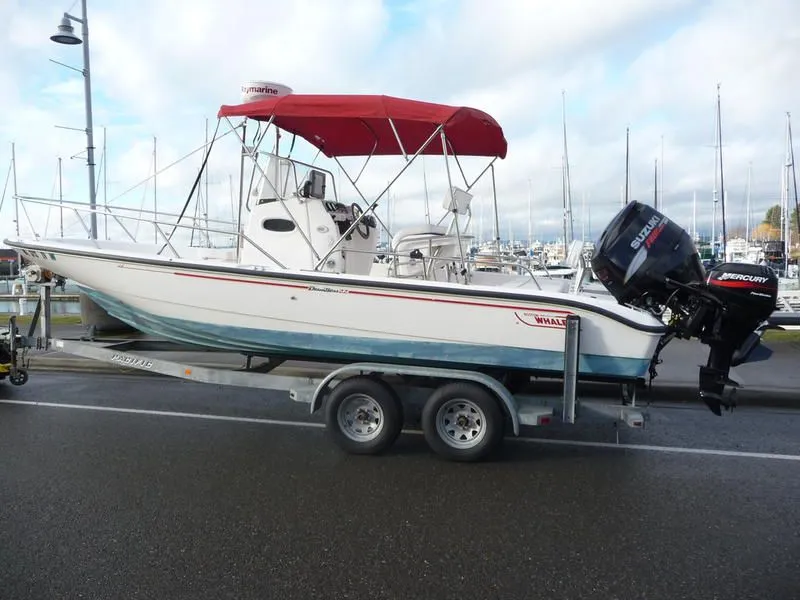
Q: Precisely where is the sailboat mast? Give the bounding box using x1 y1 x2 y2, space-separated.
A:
660 134 664 211
712 93 719 255
624 127 630 206
561 90 574 255
788 113 800 277
58 156 64 238
717 84 728 261
11 142 20 271
745 162 752 245
692 190 697 241
784 113 792 274
491 166 501 259
587 205 591 241
653 159 658 208
103 127 108 240
527 178 533 248
478 198 483 246
581 191 586 242
11 142 18 239
422 155 431 225
153 135 158 244
204 117 210 244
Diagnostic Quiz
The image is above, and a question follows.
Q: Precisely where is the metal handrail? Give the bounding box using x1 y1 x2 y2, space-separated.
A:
249 150 342 208
14 199 587 295
470 258 548 290
344 246 546 290
474 250 561 278
15 196 287 269
16 194 239 229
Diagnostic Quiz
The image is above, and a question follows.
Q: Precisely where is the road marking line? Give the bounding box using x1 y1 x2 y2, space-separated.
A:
0 399 325 429
2 399 799 462
510 436 800 461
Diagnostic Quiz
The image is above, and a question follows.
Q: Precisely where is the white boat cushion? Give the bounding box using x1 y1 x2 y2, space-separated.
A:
391 224 448 250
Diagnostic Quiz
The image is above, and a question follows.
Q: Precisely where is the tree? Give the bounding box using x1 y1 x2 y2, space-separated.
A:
751 223 781 241
764 204 782 229
760 205 799 241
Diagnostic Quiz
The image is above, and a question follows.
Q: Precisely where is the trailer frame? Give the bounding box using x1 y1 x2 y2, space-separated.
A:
1 284 648 461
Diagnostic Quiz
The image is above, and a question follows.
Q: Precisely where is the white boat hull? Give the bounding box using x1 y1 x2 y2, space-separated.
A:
10 240 667 380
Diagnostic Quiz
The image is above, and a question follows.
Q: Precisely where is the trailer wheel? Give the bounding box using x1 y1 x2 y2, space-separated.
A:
421 382 504 462
325 376 403 455
9 369 28 386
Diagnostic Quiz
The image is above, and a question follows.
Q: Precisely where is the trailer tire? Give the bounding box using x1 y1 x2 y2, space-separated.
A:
325 376 403 455
9 369 28 386
421 382 504 462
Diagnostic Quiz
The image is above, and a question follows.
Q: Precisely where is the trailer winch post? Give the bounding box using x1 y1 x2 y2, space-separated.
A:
562 314 580 424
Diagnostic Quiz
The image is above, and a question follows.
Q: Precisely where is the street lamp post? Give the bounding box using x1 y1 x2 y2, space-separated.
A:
50 0 97 240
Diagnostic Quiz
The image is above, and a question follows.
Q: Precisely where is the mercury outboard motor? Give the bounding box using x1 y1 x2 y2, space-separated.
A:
592 201 778 415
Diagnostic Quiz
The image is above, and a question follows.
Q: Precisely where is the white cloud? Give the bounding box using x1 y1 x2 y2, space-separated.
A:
1 0 799 249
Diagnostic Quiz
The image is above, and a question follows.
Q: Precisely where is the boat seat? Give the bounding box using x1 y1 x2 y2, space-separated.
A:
391 224 448 252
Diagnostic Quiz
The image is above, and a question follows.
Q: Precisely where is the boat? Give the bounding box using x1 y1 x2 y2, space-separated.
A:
4 86 778 414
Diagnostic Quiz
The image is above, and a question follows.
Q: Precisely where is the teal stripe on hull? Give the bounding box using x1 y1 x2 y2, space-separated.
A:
82 287 652 378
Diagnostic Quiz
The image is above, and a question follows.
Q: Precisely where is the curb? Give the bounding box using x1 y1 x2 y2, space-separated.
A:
638 385 800 410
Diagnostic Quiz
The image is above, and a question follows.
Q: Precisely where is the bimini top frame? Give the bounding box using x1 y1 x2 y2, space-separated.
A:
216 94 509 272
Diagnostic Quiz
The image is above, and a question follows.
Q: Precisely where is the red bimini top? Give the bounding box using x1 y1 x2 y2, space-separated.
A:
218 94 507 159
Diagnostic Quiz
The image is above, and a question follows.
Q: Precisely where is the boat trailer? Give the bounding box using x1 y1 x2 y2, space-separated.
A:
2 285 648 461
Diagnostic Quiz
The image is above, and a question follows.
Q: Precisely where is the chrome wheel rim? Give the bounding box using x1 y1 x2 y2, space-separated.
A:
337 393 385 442
435 398 487 449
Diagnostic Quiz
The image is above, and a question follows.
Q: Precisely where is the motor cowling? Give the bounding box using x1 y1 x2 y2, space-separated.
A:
591 201 705 308
706 263 778 320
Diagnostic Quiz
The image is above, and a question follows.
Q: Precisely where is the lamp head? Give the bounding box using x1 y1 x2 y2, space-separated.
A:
50 16 82 45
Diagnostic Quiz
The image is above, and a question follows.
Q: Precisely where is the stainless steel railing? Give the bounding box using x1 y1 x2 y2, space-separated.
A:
14 196 287 269
14 196 596 294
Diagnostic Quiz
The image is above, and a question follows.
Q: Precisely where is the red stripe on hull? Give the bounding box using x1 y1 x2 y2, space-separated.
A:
174 271 575 313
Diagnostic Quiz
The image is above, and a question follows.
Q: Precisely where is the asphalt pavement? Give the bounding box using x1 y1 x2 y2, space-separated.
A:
0 373 799 600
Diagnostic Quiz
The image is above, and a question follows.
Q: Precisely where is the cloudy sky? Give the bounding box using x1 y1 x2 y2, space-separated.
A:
1 0 799 247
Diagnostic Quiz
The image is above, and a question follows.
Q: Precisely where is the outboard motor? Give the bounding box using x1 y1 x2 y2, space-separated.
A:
700 262 779 410
592 201 778 415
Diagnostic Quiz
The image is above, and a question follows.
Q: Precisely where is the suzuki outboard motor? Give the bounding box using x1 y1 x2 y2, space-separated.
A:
592 201 778 415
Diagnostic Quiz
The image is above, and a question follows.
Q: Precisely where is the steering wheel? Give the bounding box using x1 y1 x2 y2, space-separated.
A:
351 203 371 239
